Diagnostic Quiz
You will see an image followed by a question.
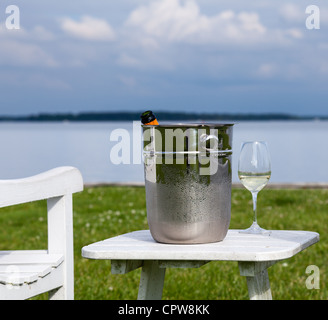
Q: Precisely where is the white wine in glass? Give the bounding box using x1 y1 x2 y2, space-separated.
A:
238 141 271 234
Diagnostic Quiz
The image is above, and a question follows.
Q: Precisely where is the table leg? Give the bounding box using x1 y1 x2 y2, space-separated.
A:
138 260 166 300
238 261 275 300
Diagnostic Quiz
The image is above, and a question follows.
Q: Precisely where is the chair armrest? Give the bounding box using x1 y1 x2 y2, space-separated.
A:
0 166 83 208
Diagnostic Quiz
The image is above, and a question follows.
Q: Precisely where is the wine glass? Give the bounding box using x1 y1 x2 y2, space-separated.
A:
238 141 271 234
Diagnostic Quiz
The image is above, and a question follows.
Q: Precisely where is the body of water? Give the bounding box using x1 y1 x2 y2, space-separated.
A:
1 121 328 184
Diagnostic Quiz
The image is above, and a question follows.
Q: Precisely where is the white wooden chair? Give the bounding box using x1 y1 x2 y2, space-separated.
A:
0 166 83 300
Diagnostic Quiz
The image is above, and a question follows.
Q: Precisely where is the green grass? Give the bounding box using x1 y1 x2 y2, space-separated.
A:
0 186 326 300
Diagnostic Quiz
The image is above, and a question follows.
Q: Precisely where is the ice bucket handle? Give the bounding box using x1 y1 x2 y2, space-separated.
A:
200 134 222 152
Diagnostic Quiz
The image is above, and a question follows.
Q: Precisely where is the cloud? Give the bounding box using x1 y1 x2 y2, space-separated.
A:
256 63 277 78
285 28 303 39
124 0 266 45
117 53 141 68
279 3 304 22
31 25 56 41
26 73 71 90
0 39 58 67
0 26 60 67
118 75 136 87
60 15 116 41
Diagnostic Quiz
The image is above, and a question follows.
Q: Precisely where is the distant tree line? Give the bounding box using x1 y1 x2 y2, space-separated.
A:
0 111 325 122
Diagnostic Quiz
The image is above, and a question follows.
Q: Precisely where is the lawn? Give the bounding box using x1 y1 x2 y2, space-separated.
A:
0 186 326 300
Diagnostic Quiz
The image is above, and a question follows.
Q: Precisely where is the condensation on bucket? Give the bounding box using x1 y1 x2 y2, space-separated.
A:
144 154 232 244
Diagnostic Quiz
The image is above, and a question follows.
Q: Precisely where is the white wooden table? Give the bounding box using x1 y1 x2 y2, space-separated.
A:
82 229 319 300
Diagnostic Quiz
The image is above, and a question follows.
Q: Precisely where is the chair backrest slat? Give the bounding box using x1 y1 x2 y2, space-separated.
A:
0 166 83 208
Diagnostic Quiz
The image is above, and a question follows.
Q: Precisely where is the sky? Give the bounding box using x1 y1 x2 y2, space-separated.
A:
0 0 327 116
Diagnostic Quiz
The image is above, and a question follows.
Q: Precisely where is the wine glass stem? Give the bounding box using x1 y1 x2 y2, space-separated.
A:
252 191 258 224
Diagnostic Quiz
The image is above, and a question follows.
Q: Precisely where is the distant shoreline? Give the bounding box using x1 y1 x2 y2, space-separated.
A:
0 111 327 122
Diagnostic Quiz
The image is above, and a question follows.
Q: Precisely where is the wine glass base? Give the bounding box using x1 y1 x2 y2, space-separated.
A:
239 222 271 235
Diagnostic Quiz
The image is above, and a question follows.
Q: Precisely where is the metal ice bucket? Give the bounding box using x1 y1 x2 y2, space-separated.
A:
142 123 234 244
